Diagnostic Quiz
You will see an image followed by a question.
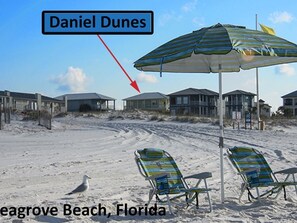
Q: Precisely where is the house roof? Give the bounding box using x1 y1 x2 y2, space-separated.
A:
262 104 272 108
168 88 218 96
0 90 61 102
281 90 297 98
55 93 115 101
223 90 256 96
123 92 169 101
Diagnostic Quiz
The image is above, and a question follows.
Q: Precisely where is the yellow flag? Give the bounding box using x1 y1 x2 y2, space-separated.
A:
259 24 275 35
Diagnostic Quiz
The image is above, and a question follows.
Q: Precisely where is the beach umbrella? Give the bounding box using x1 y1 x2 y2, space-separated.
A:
134 23 297 203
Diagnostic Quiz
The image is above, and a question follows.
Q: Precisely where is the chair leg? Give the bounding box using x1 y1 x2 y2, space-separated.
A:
248 190 253 202
293 174 297 196
195 192 199 208
166 194 173 215
275 173 291 200
273 184 284 199
147 189 155 206
283 186 287 200
204 179 212 212
274 172 294 200
186 194 189 208
256 187 260 201
239 183 245 203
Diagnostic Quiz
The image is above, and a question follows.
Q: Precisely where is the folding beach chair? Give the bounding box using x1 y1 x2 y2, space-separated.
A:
135 148 212 213
227 146 297 202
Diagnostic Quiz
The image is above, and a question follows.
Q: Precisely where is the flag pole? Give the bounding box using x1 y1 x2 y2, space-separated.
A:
256 14 260 130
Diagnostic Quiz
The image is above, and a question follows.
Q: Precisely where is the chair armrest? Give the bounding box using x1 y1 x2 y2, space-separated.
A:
184 172 212 180
274 167 297 175
145 173 169 180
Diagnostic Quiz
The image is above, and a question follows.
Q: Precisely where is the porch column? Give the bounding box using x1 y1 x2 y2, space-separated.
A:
64 96 68 112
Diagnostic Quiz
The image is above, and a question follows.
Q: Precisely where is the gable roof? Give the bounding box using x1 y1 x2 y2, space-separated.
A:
123 92 169 101
223 90 256 96
55 93 115 101
281 90 297 98
168 88 218 96
0 90 61 102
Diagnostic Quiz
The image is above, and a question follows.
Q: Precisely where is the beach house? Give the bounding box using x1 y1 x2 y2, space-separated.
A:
168 88 219 116
281 90 297 116
123 92 169 111
56 93 116 112
256 99 272 118
223 90 256 118
0 90 62 112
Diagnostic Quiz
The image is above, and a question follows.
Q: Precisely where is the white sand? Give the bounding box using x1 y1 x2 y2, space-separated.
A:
0 112 297 222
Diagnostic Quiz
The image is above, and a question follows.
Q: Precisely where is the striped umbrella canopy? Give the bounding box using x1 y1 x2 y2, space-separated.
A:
134 23 297 73
134 23 297 203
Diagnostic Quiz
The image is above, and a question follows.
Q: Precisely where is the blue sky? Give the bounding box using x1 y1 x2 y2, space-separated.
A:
1 0 297 111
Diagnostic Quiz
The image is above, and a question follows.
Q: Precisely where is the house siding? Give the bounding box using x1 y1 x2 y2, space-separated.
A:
282 97 297 116
125 99 168 111
124 92 169 112
1 91 63 112
224 94 255 118
169 93 218 116
56 93 115 112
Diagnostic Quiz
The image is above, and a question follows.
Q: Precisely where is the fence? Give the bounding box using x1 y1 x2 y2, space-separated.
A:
38 103 53 130
0 92 67 130
0 98 11 130
0 104 2 130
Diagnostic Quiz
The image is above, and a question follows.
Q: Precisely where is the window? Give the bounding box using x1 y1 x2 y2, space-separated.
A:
138 100 145 108
284 98 293 106
145 100 151 108
132 101 137 108
176 97 182 105
151 100 157 107
170 97 176 105
183 96 188 104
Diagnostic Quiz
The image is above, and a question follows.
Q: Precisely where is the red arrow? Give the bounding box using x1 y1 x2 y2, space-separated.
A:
97 35 140 93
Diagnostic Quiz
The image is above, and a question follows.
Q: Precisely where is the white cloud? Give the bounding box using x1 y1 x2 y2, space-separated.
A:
51 66 89 92
269 11 294 24
158 12 173 27
136 72 158 83
192 17 205 27
158 11 182 27
181 0 198 13
158 1 198 27
275 64 296 76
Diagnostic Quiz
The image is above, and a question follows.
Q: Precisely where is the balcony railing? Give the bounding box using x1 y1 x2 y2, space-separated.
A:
189 101 216 106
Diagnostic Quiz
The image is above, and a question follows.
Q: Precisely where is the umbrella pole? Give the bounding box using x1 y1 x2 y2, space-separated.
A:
256 14 260 130
219 69 225 203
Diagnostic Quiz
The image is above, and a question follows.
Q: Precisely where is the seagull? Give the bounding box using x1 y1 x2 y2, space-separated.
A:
66 175 91 196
